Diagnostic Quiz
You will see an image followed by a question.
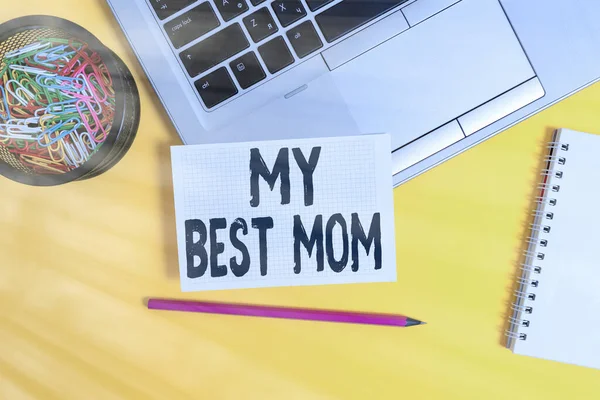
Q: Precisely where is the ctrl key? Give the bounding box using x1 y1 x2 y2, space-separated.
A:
195 67 239 109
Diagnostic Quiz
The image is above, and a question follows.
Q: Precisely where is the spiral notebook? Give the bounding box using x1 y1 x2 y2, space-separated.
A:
507 129 600 369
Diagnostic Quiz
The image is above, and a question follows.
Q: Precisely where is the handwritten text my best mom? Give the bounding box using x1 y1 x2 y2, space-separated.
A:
185 146 382 279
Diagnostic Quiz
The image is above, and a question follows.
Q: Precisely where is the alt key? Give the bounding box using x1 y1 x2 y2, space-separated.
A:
195 67 239 109
286 20 323 58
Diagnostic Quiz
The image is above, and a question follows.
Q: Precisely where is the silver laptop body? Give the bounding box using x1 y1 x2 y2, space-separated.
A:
107 0 600 185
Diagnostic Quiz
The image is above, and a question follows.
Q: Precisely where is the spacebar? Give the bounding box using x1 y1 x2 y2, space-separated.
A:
315 0 409 43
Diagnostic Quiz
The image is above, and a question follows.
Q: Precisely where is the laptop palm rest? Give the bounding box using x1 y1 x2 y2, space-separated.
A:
329 0 536 150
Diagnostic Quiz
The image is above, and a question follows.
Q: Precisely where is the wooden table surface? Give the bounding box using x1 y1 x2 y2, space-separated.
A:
2 1 600 399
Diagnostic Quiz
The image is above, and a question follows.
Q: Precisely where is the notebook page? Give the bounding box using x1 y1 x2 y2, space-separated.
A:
171 134 396 292
513 129 600 369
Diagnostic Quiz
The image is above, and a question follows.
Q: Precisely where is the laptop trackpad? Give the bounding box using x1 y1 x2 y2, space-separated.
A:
330 0 535 150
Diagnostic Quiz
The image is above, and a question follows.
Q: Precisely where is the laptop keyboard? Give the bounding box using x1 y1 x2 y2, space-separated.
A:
149 0 410 109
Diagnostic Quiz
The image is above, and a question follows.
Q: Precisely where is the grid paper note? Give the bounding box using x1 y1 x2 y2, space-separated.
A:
171 134 396 292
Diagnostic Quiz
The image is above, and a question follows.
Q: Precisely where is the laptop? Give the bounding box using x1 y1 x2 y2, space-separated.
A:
106 0 600 186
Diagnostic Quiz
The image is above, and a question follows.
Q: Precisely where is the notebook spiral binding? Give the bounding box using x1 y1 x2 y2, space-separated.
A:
505 139 570 345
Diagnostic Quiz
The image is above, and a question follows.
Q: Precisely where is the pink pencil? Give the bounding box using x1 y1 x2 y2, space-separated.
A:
147 298 425 327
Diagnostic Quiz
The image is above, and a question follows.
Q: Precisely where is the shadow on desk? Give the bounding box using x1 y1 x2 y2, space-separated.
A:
157 143 180 279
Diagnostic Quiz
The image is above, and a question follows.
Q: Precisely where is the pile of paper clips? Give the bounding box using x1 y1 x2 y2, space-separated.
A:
0 36 116 174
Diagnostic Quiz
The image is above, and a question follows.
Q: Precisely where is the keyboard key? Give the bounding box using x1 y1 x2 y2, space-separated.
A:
271 0 307 27
250 0 266 4
230 52 266 89
315 0 409 43
195 67 238 108
180 23 250 77
304 0 334 11
286 21 323 58
243 7 278 43
164 3 220 49
258 36 294 73
215 0 249 21
149 0 196 20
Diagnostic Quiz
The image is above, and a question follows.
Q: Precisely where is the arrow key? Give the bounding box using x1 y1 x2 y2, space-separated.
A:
179 24 249 77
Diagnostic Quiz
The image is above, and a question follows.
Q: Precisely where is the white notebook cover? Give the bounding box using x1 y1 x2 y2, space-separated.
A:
508 129 600 369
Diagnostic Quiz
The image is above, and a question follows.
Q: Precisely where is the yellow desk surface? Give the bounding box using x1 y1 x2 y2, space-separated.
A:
2 1 600 399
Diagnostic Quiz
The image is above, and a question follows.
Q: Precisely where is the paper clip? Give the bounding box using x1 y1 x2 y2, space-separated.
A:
45 99 79 114
89 72 109 102
9 64 56 77
20 153 66 173
4 41 50 60
0 118 42 137
70 131 91 159
36 74 86 93
6 80 33 106
46 140 67 164
0 124 38 140
84 96 103 115
97 63 114 88
77 70 108 103
63 139 86 166
37 117 81 147
7 79 38 107
33 44 75 66
0 86 10 120
80 100 108 142
76 99 96 134
79 131 97 151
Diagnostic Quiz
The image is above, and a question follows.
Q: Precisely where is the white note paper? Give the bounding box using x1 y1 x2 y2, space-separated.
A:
171 134 396 292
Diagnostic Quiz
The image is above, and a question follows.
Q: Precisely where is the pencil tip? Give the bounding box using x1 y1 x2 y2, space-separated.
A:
405 318 426 327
